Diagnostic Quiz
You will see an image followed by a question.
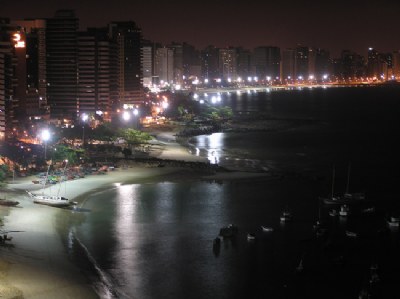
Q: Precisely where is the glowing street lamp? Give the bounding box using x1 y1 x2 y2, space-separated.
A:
123 111 131 121
81 113 88 146
41 129 50 160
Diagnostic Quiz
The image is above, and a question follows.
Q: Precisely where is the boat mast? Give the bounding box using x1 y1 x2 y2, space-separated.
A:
345 162 351 195
43 163 51 196
57 160 68 197
331 165 335 199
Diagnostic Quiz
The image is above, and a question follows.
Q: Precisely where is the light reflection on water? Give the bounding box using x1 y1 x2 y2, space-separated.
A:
195 132 224 165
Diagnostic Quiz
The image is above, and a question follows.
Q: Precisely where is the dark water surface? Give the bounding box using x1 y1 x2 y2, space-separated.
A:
67 86 400 299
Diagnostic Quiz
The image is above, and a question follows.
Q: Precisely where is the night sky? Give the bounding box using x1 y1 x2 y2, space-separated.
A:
2 0 400 57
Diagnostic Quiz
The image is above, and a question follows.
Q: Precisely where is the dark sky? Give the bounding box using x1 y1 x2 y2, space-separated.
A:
2 0 400 57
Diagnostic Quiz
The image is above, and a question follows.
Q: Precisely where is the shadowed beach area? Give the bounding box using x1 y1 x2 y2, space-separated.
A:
0 132 268 299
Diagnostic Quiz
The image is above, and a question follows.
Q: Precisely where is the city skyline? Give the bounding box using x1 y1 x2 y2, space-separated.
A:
2 0 400 57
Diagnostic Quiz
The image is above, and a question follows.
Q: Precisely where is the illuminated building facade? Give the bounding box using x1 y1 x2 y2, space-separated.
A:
219 48 237 80
12 19 48 118
367 48 379 78
141 42 153 87
0 18 27 138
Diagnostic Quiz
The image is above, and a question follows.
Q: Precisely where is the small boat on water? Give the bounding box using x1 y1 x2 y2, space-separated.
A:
247 233 256 241
0 198 19 207
346 230 357 238
339 205 350 217
261 226 274 232
329 209 338 217
387 215 400 227
296 259 304 272
361 207 375 214
280 206 292 222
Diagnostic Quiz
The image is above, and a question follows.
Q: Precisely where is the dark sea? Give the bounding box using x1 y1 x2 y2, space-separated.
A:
65 86 400 299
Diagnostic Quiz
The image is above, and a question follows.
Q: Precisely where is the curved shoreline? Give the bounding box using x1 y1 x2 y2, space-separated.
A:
1 159 270 299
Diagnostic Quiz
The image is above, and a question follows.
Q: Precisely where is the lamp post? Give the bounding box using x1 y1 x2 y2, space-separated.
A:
41 129 50 160
133 108 139 129
81 113 88 146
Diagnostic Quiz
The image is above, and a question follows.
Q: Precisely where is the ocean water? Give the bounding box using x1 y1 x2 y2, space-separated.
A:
66 86 400 299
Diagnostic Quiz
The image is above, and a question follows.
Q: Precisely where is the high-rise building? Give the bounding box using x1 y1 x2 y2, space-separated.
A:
392 51 400 79
338 50 365 80
314 48 331 80
12 19 48 118
169 42 183 84
77 28 115 121
46 10 79 121
141 43 153 87
219 48 237 80
236 47 251 80
108 21 143 107
200 45 219 80
0 52 6 140
182 42 200 79
0 18 26 138
378 53 392 80
295 46 309 79
281 48 295 81
367 48 379 79
252 46 280 80
154 47 174 84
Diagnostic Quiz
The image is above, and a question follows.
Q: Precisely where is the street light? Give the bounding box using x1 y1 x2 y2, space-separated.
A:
41 129 50 160
81 113 88 146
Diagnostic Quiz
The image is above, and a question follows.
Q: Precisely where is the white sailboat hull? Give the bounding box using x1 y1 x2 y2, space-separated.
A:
27 191 72 207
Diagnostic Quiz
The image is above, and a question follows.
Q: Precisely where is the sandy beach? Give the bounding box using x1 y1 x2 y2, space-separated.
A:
0 133 268 299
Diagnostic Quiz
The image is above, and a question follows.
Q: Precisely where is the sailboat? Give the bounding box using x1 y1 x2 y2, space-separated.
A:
321 164 365 205
26 160 73 207
343 163 366 200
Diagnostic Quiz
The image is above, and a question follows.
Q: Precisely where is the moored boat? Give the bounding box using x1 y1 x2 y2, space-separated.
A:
0 198 19 207
280 206 292 222
387 215 400 227
261 226 274 232
321 164 366 205
296 259 304 272
26 191 73 207
339 205 350 217
346 230 357 237
329 209 338 217
247 233 256 241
